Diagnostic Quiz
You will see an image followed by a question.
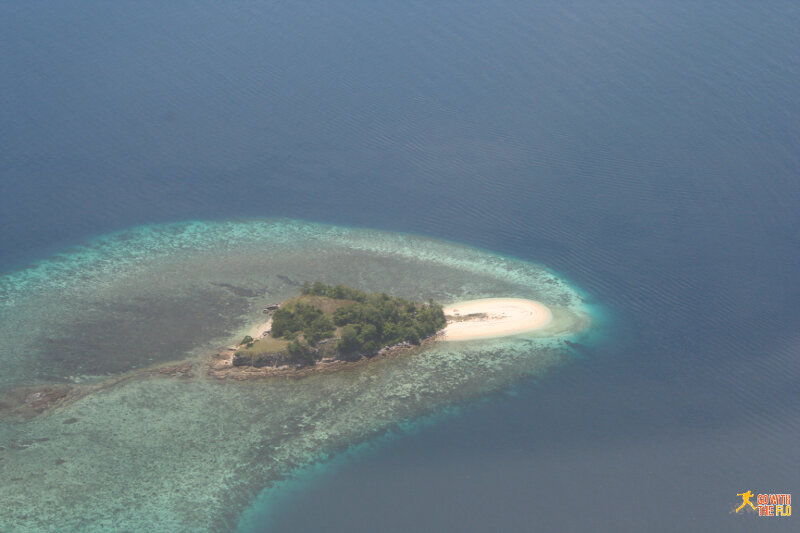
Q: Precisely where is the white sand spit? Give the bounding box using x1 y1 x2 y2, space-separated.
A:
442 298 552 341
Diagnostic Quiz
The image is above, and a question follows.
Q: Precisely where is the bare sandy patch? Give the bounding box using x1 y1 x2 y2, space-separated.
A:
441 298 552 341
247 318 272 340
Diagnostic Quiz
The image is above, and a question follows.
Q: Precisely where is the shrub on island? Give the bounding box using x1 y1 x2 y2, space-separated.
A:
238 282 446 367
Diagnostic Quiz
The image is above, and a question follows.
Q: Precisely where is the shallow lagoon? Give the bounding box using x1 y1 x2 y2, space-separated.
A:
0 220 593 532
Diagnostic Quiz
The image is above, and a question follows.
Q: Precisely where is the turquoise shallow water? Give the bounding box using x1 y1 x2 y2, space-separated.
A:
0 219 593 532
2 2 797 530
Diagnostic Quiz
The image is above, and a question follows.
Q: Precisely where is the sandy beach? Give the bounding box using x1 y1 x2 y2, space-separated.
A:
441 298 553 341
247 318 273 340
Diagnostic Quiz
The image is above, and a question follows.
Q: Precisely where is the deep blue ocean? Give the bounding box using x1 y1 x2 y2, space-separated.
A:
1 1 798 531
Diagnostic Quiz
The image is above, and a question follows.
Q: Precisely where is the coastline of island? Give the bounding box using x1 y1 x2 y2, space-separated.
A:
208 282 447 379
208 285 558 380
1 285 567 417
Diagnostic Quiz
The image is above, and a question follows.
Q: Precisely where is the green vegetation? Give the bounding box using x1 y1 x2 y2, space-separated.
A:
300 282 446 354
232 336 289 367
271 301 335 344
236 336 289 355
233 282 446 368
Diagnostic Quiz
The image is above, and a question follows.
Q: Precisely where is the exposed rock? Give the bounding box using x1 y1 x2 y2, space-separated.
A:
0 385 73 419
232 352 252 367
156 362 194 378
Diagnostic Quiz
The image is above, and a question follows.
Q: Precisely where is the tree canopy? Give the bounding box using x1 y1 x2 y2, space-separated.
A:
237 283 446 368
285 282 447 355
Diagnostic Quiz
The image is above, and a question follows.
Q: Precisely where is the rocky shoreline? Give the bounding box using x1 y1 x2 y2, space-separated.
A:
0 336 441 421
207 334 439 380
0 360 196 421
0 384 74 419
1 295 559 419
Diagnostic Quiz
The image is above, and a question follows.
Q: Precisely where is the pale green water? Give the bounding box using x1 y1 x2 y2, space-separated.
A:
0 220 592 532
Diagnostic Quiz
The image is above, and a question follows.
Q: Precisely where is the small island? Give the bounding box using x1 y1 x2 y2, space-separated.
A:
1 284 564 418
210 282 446 377
207 283 558 379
